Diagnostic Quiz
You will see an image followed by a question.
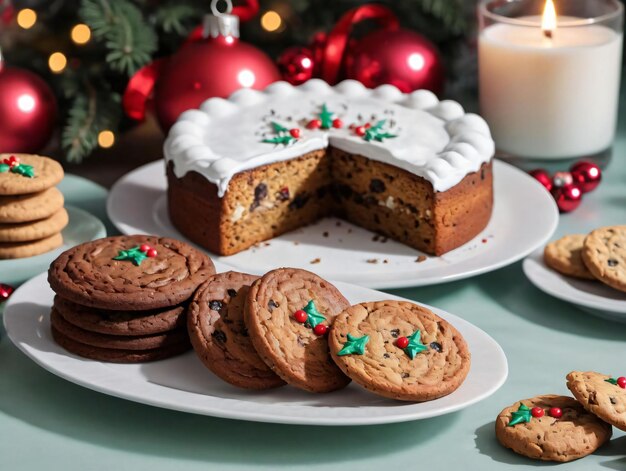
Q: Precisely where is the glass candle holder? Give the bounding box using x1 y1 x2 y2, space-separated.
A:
478 0 624 166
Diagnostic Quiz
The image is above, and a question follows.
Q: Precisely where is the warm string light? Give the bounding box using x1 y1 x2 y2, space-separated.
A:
71 24 91 45
260 10 282 32
16 8 36 29
48 52 67 73
98 130 115 148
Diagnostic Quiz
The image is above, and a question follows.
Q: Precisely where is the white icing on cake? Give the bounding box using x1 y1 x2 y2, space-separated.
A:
164 79 494 197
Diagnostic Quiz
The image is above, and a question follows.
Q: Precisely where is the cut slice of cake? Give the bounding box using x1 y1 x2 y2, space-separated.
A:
164 80 495 256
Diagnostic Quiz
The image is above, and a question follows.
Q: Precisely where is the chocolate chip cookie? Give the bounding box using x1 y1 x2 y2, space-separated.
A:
0 187 64 223
48 235 215 310
581 226 626 292
544 234 595 280
567 370 626 431
328 300 470 401
0 154 64 195
495 394 612 462
245 268 351 393
188 271 284 390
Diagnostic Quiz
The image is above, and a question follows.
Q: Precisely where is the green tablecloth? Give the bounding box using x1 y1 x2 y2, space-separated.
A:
1 116 625 471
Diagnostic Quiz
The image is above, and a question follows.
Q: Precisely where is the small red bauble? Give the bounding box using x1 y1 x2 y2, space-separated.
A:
0 283 14 302
332 118 343 129
617 377 626 389
140 244 151 253
313 324 328 336
289 128 301 138
570 161 602 193
549 407 563 419
396 336 409 349
529 169 553 192
531 407 544 418
355 126 366 137
146 248 158 258
307 119 322 130
277 46 315 85
552 171 574 188
552 184 582 213
294 310 307 323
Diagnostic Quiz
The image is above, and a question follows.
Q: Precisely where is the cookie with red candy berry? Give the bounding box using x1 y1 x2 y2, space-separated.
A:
567 370 626 431
0 154 64 195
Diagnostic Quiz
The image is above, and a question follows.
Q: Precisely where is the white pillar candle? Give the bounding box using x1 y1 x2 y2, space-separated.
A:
479 16 623 159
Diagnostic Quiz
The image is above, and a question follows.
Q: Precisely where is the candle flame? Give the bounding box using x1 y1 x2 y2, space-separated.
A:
542 0 557 38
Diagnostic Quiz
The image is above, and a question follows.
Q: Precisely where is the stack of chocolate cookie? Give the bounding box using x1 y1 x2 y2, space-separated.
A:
0 154 67 259
48 235 216 363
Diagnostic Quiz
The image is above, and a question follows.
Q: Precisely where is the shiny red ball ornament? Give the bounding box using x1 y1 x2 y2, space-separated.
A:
154 14 280 132
332 118 343 129
552 171 574 188
0 283 14 302
570 161 602 193
289 128 301 138
549 407 562 419
529 169 553 192
294 310 307 323
396 336 409 349
313 324 328 336
531 407 545 418
552 184 582 213
344 29 445 95
140 244 151 253
0 62 57 153
617 377 626 389
307 119 321 129
146 248 158 258
277 46 315 85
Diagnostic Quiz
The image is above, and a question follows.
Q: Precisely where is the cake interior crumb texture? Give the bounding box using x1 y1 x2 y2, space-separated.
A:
167 147 493 256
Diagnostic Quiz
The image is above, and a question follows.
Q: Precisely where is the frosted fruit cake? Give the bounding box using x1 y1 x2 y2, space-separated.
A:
164 79 495 256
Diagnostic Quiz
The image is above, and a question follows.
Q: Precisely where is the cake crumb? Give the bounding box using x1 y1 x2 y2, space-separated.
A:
383 259 389 264
366 258 379 264
323 232 329 238
381 237 388 243
372 235 380 242
310 258 321 264
264 242 271 247
416 255 427 263
293 241 300 246
347 228 353 234
335 221 342 227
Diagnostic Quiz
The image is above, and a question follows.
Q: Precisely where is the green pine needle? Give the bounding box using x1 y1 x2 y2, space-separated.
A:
417 0 466 34
154 4 203 35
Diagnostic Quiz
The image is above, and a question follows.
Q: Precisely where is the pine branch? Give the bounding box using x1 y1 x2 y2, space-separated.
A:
417 0 467 34
153 3 203 36
79 0 157 76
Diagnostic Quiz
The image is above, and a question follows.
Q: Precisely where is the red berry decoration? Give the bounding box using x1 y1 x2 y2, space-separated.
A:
355 126 366 137
289 128 301 138
364 122 371 129
332 118 343 129
617 377 626 389
307 119 321 129
146 248 158 258
140 244 151 253
570 161 602 193
549 407 563 419
529 169 553 192
294 310 307 323
396 336 409 349
531 407 544 418
313 324 328 336
552 184 582 213
0 283 14 302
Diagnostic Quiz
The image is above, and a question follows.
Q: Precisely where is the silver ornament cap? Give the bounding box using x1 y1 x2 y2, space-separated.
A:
204 0 240 39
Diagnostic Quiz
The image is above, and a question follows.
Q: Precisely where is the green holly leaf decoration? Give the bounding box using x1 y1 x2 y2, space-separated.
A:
508 404 532 427
364 120 397 142
113 246 148 266
11 163 35 178
262 121 295 146
270 121 289 134
605 378 618 385
337 334 369 356
404 330 428 359
318 103 334 129
0 163 9 173
303 300 326 328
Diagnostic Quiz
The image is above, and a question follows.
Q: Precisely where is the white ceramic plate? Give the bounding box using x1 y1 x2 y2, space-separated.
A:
4 268 507 426
0 206 107 286
523 249 626 323
107 159 558 289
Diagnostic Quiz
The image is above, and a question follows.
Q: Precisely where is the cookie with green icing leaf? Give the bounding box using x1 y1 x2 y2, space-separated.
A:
0 154 64 196
328 300 470 401
567 370 626 431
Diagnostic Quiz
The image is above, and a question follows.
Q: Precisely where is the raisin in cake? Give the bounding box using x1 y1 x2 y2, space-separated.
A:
164 80 494 256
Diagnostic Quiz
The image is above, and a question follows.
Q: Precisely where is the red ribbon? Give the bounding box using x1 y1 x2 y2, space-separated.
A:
319 4 399 84
123 0 260 121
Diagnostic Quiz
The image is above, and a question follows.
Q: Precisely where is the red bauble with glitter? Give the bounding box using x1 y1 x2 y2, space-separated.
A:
570 161 602 193
0 283 14 302
154 11 280 131
0 59 57 153
277 47 315 85
529 169 553 192
552 184 582 213
344 28 445 95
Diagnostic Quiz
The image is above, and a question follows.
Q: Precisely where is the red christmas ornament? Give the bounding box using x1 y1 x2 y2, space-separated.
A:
617 377 626 389
396 336 409 349
313 324 328 336
344 28 445 95
552 184 582 213
531 407 545 418
552 171 574 188
570 161 602 193
529 169 553 192
277 47 315 85
549 407 562 419
294 310 307 323
0 283 14 302
0 55 57 153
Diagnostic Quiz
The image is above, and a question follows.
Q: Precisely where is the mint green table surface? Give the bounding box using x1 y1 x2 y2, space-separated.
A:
1 119 626 470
